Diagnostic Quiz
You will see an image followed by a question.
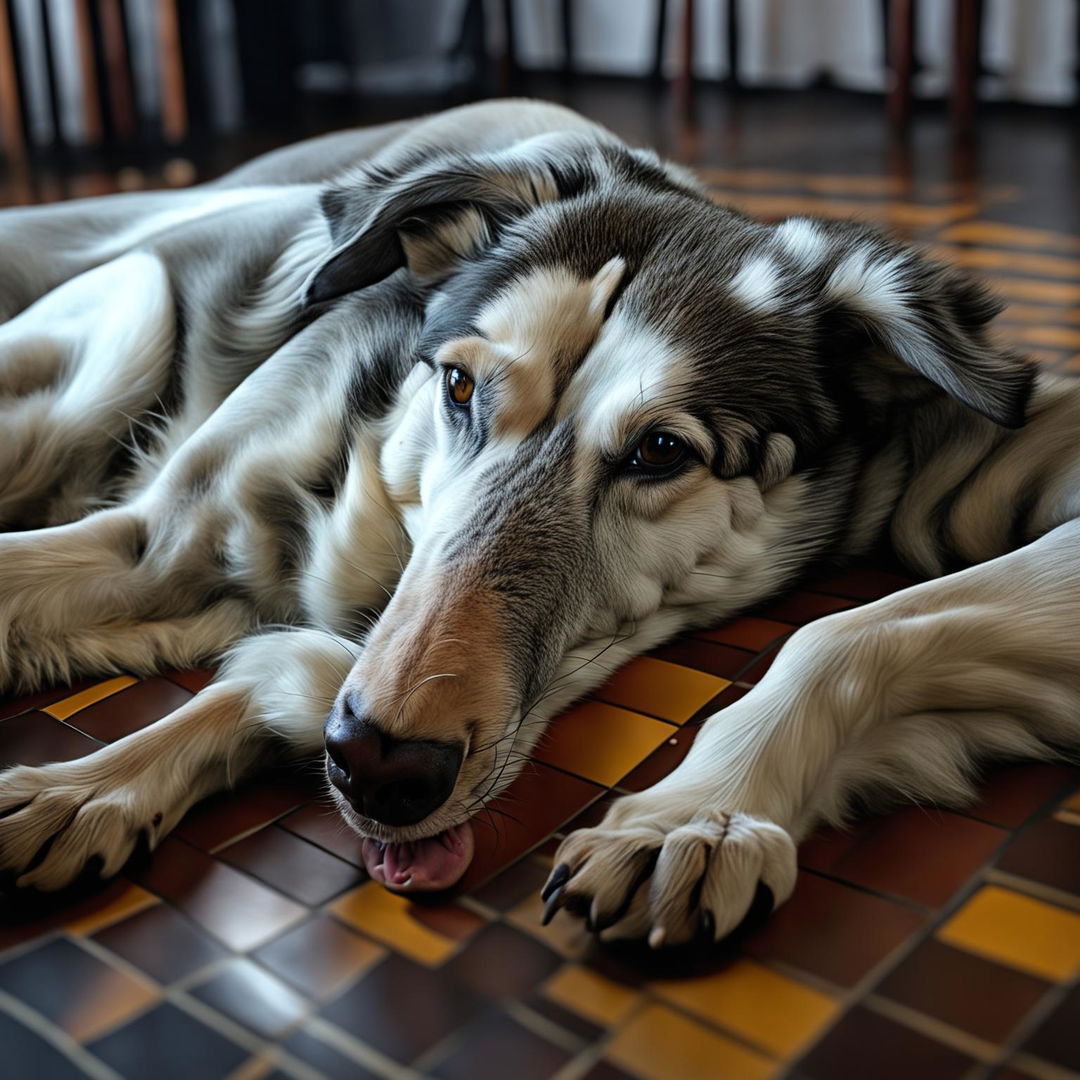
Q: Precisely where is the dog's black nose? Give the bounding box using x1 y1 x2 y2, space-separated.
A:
324 695 463 826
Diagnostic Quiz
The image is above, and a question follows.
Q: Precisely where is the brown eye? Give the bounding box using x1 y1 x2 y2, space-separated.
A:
446 367 474 406
632 432 688 473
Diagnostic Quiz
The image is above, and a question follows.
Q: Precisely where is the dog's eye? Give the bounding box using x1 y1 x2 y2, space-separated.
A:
630 432 688 474
446 367 475 406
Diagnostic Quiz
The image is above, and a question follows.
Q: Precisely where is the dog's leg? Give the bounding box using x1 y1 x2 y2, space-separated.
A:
547 520 1080 945
0 628 357 891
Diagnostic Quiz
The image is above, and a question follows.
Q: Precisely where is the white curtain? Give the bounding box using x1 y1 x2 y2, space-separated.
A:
508 0 1079 105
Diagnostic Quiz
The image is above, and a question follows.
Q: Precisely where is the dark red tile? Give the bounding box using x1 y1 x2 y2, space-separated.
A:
1022 983 1080 1071
281 1027 381 1079
0 1010 87 1078
162 668 217 694
522 990 604 1042
65 677 192 741
829 808 1006 907
648 638 753 679
739 647 782 685
877 938 1049 1043
798 1006 973 1080
967 763 1079 827
0 678 96 722
218 824 364 905
755 591 858 625
128 836 306 951
997 817 1080 896
175 769 320 850
582 1063 636 1080
807 569 916 601
278 799 367 866
253 914 382 1000
455 763 604 893
91 902 228 984
471 857 550 912
562 791 619 831
319 954 489 1063
189 957 310 1039
798 821 871 873
0 710 102 767
432 1009 572 1080
444 923 561 999
87 1002 248 1078
745 873 927 987
619 727 697 792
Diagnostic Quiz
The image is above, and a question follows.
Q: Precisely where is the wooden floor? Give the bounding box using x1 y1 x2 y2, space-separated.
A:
0 81 1078 1080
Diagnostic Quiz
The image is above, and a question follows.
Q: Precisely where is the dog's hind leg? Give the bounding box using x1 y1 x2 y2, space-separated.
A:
0 252 174 529
546 520 1080 946
0 628 356 892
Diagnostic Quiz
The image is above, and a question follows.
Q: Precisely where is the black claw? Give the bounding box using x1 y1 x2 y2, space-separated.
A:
541 887 565 926
541 863 571 902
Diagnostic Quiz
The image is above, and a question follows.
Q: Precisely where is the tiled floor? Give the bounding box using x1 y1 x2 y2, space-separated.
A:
2 97 1080 1080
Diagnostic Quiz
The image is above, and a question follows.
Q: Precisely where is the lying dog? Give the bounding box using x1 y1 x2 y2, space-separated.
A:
1 100 1077 948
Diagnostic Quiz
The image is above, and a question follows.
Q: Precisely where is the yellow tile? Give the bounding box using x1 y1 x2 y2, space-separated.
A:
992 278 1080 305
507 889 592 960
329 882 466 966
940 220 1080 255
1061 787 1080 814
596 657 729 723
937 885 1080 982
535 702 674 786
43 676 138 720
64 883 158 936
542 965 641 1027
606 1004 775 1080
653 959 838 1058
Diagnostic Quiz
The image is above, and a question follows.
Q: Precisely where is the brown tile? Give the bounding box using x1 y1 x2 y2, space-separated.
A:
807 569 916 600
797 821 871 873
42 677 139 720
649 638 753 678
0 878 155 951
581 1063 636 1080
0 710 102 767
755 591 858 624
218 824 365 905
0 937 157 1043
618 727 697 792
162 667 217 694
997 817 1080 896
877 938 1050 1044
698 616 791 651
967 763 1079 827
175 770 320 850
0 1010 88 1079
128 836 306 951
745 872 927 987
471 857 551 912
445 923 562 1000
189 957 310 1039
91 902 229 984
798 1005 974 1080
1021 983 1080 1071
524 988 606 1042
0 677 96 722
456 763 605 893
253 914 384 1000
65 677 192 741
432 1009 572 1080
319 953 490 1063
277 799 368 866
87 1002 248 1077
829 808 1006 907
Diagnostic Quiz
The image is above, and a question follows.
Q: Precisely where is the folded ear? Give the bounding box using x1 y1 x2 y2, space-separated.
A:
801 219 1035 427
304 130 615 305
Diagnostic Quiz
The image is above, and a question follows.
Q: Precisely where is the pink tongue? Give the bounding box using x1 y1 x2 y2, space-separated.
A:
361 822 474 892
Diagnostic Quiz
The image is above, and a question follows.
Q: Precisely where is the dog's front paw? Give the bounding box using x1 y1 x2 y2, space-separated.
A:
543 796 798 947
0 761 165 892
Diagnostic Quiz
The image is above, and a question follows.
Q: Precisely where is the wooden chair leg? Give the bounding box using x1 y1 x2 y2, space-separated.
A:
887 0 915 130
0 0 25 158
951 0 981 138
674 0 695 122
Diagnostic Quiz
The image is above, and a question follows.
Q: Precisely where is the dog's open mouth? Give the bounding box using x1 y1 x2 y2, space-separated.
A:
360 822 474 891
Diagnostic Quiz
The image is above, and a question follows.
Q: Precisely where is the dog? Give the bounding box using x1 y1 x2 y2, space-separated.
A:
0 99 1076 949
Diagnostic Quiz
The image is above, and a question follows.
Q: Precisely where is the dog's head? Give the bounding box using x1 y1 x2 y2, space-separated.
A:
308 128 1034 888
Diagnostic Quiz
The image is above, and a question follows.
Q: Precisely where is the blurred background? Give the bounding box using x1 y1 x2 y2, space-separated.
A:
0 0 1077 227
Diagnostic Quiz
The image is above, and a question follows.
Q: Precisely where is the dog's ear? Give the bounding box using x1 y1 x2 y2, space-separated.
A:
801 219 1035 428
304 131 615 305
